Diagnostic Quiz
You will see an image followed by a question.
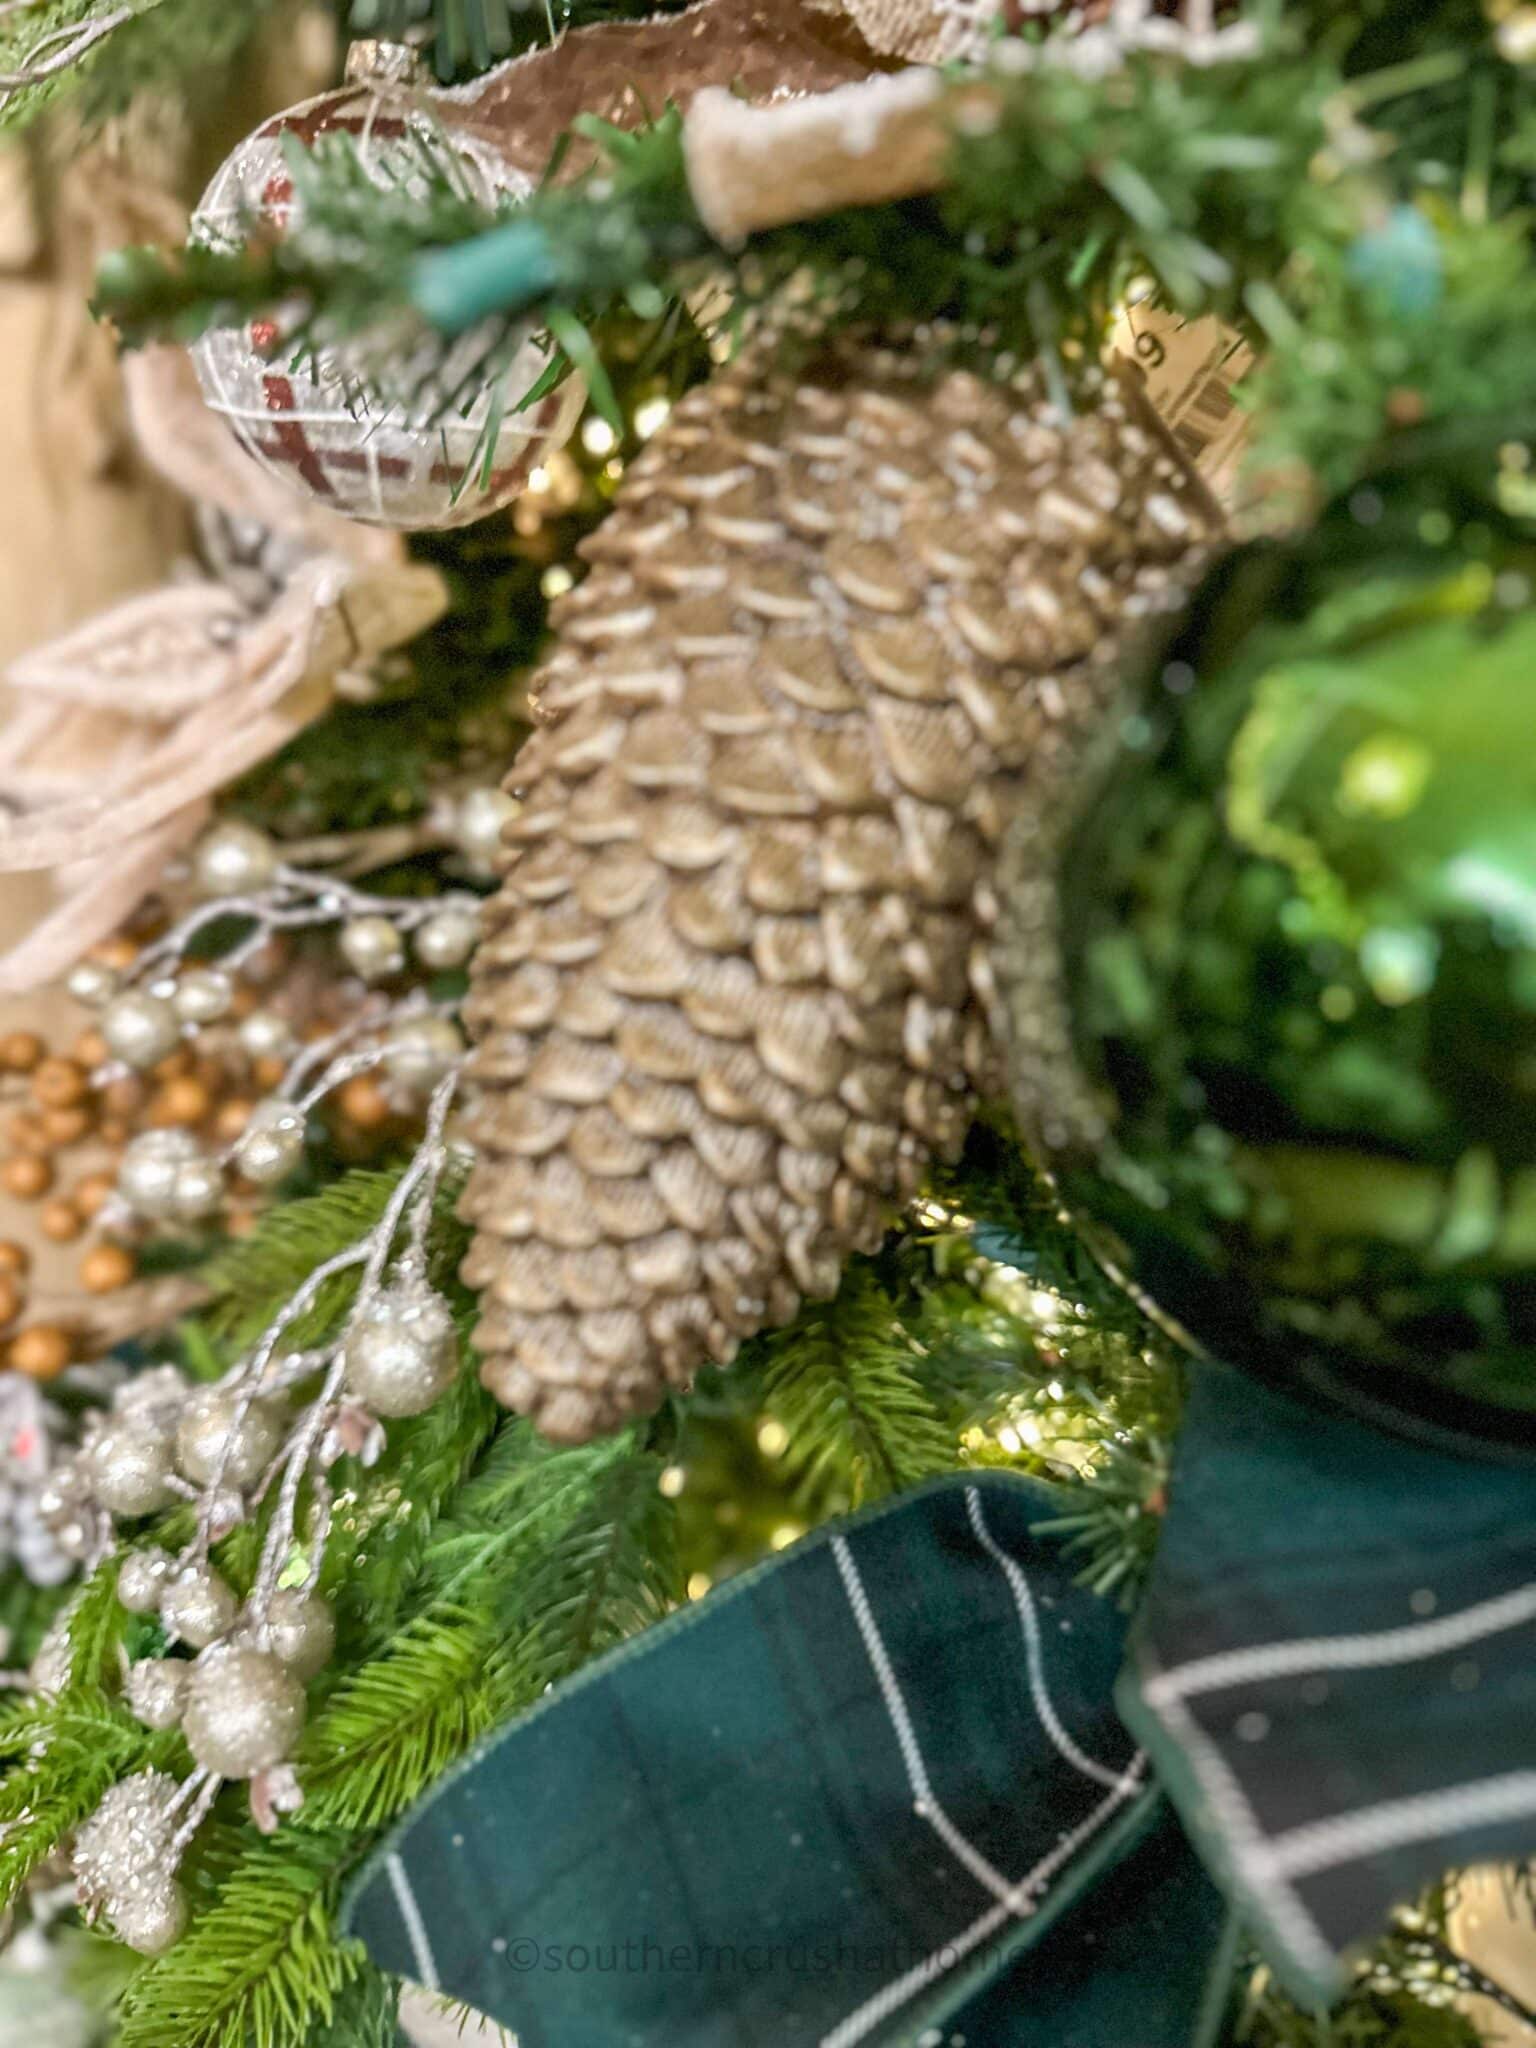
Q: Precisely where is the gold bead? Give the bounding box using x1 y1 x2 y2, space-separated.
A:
9 1325 72 1381
40 1199 84 1244
101 1075 147 1120
31 1057 88 1110
41 1106 93 1147
81 1243 136 1294
5 1111 50 1155
0 1031 43 1074
88 935 140 972
338 1074 391 1130
252 1054 288 1091
98 1117 133 1147
150 1077 213 1129
0 1275 22 1328
0 1241 30 1278
2 1153 54 1200
72 1028 109 1068
74 1171 117 1220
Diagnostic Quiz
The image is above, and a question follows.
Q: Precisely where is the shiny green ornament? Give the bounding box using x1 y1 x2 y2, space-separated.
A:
1001 436 1536 1457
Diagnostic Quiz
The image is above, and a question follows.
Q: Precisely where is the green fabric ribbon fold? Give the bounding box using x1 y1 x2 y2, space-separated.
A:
346 1368 1536 2044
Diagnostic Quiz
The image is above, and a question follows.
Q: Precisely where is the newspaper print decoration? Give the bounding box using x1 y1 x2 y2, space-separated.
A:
188 48 583 532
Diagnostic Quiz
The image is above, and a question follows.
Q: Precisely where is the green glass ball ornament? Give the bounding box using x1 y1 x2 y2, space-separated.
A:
1000 432 1536 1457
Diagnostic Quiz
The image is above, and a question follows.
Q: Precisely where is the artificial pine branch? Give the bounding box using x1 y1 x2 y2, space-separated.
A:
483 1447 679 1690
300 1604 497 1830
199 1169 414 1355
113 1829 367 2048
0 0 284 132
325 1369 499 1651
0 1698 178 1908
306 1431 646 1827
109 1431 674 2048
55 1558 137 1692
348 0 694 81
299 1962 402 2048
745 1266 954 1509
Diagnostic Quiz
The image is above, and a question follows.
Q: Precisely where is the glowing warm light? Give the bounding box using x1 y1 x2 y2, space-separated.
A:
687 1571 713 1601
659 1465 686 1499
634 395 672 440
582 416 619 456
756 1417 790 1458
541 565 574 598
769 1523 804 1552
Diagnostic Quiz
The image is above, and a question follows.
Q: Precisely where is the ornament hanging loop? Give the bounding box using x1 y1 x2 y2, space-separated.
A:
344 39 430 87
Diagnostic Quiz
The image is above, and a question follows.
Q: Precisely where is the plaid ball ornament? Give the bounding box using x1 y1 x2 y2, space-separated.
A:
188 46 582 533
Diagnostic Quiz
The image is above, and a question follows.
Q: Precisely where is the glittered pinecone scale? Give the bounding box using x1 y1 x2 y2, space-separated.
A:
461 332 1220 1442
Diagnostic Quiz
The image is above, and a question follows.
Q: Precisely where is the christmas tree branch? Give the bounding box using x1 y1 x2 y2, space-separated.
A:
349 0 695 82
93 4 1536 505
0 0 286 131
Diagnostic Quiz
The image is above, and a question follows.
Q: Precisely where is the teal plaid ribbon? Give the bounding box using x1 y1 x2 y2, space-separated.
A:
1122 1363 1536 2008
346 1369 1536 2044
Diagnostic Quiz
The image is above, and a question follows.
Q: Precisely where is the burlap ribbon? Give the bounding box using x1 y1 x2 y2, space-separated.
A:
0 348 445 993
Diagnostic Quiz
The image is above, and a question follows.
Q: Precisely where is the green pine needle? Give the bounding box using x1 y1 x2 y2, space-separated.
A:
746 1267 955 1509
198 1169 408 1356
114 1831 366 2048
0 1696 177 1909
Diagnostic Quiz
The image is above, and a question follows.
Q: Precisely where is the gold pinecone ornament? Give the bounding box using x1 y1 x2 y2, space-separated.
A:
460 332 1221 1442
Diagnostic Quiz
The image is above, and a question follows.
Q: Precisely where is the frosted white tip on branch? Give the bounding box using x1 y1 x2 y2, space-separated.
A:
683 0 1262 242
0 3 133 110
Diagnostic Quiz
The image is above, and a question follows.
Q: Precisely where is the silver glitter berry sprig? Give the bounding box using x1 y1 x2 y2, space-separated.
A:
61 810 510 1235
54 1060 470 1953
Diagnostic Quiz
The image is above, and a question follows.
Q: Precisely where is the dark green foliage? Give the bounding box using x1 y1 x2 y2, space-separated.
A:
350 0 528 78
347 0 692 81
114 1830 367 2048
298 1959 402 2048
92 4 1536 525
743 1265 956 1507
0 1695 179 1908
0 0 287 135
0 1567 74 1672
198 1170 407 1355
1247 207 1536 497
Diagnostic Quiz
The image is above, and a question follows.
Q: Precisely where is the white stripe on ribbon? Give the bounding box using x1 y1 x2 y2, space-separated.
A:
965 1486 1128 1790
1142 1580 1536 1708
386 1849 443 1994
831 1533 1021 1908
1267 1771 1536 1883
820 1771 1144 2048
824 1525 1145 2048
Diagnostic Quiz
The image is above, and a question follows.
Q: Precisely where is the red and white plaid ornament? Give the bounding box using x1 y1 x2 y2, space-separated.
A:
189 52 582 533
